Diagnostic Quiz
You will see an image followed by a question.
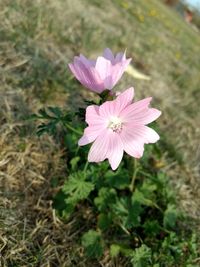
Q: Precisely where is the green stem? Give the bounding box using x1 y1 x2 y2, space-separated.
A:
83 161 89 173
130 158 139 192
64 122 82 135
119 222 130 236
75 146 80 156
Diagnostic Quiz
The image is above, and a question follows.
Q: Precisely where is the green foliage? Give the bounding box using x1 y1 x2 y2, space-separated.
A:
32 103 199 266
81 230 104 259
163 204 178 229
110 244 121 258
132 179 157 208
62 171 94 204
97 213 112 231
30 106 71 136
61 171 94 217
105 168 130 189
130 244 152 267
94 187 117 212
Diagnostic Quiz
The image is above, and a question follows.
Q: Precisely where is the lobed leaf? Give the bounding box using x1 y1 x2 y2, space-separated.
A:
62 171 94 205
82 230 104 259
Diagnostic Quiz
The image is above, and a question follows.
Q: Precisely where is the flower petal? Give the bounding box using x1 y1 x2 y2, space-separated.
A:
69 58 104 93
120 97 161 124
85 105 101 125
88 130 111 163
140 126 160 143
88 130 124 170
115 51 125 63
79 54 95 67
110 59 131 88
95 56 112 89
121 123 160 146
107 133 124 170
131 108 161 125
78 125 105 146
120 127 144 158
114 87 134 113
103 48 115 62
95 57 111 80
121 97 152 117
99 87 134 118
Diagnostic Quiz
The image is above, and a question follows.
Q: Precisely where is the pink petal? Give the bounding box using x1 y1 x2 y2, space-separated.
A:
120 127 144 158
120 123 159 158
122 97 152 115
69 59 104 93
140 126 160 143
78 125 105 146
99 100 117 118
95 57 112 89
88 130 111 163
99 87 134 118
107 133 124 170
114 50 131 64
79 54 95 67
88 130 124 170
85 105 106 126
103 48 115 62
76 59 104 91
85 105 99 124
122 108 161 125
120 97 161 124
115 52 125 63
68 62 79 79
114 87 134 113
110 59 131 88
122 123 160 145
133 108 161 125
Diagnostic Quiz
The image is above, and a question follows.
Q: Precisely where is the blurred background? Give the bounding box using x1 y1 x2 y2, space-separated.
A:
0 0 199 266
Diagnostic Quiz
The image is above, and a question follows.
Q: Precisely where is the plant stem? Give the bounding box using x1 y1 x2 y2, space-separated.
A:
130 158 139 192
119 222 130 236
64 122 82 135
83 161 89 173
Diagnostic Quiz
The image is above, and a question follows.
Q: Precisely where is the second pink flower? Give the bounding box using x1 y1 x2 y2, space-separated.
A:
68 48 131 93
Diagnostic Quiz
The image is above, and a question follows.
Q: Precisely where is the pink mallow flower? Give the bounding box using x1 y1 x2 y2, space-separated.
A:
78 87 161 170
68 48 131 93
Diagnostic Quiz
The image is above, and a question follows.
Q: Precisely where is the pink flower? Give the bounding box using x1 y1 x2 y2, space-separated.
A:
68 48 131 93
78 87 161 170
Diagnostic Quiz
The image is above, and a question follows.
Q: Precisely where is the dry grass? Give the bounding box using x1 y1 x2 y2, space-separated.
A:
0 0 200 265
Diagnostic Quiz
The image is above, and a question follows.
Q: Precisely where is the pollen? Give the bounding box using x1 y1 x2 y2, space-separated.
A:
108 117 123 133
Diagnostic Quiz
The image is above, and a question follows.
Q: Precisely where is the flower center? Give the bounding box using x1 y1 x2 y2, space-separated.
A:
108 117 123 133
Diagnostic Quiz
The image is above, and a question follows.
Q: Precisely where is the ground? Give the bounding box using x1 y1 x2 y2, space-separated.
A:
0 0 200 266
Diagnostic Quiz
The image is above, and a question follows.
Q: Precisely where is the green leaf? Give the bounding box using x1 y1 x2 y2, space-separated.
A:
31 106 72 137
110 244 121 258
130 200 143 227
82 230 104 259
110 244 134 258
70 156 80 171
94 187 117 212
97 213 112 231
133 190 155 207
130 244 152 267
105 168 130 189
163 204 177 229
112 197 142 228
141 180 157 194
143 220 161 237
132 179 158 208
52 190 74 219
62 171 94 205
48 106 63 117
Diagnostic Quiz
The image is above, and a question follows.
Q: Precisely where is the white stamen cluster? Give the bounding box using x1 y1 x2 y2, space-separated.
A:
108 117 123 133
